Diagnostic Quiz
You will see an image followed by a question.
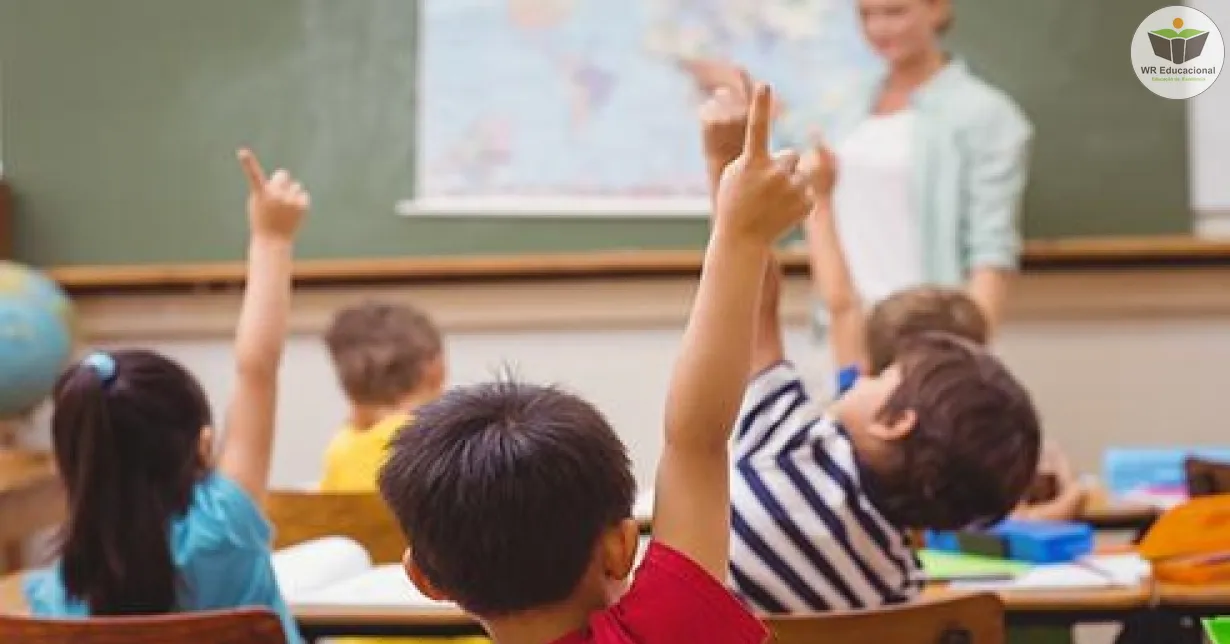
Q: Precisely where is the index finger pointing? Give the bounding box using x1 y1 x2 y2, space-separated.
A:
736 68 753 101
237 148 266 190
743 84 773 158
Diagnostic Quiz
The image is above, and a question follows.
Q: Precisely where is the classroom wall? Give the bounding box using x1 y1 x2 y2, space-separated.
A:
22 269 1230 491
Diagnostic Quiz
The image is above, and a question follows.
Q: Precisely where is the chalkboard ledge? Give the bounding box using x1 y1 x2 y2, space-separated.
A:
40 235 1230 293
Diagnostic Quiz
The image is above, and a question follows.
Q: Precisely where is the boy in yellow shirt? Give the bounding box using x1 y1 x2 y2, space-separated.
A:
322 301 445 492
322 301 485 644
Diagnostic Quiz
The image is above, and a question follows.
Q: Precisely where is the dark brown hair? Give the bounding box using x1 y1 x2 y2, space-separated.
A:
52 349 212 615
861 333 1040 530
377 378 635 617
325 301 442 406
865 286 988 375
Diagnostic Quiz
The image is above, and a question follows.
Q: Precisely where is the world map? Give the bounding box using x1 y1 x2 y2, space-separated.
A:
414 0 880 212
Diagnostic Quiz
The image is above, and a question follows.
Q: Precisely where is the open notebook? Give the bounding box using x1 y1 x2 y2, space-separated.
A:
272 537 457 609
946 553 1152 592
274 536 652 608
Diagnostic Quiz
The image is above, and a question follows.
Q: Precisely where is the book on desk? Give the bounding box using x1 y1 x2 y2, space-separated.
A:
274 535 651 609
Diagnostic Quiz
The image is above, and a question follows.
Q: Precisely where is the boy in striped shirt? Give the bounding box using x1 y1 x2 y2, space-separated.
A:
697 80 1042 615
729 257 1041 612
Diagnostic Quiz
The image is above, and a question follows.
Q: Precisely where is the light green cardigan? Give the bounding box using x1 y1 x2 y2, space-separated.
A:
785 59 1035 286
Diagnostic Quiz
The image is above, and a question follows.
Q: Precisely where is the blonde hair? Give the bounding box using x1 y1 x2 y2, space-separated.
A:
324 301 442 405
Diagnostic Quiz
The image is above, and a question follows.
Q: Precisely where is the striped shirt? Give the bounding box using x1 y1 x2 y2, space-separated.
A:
729 362 922 613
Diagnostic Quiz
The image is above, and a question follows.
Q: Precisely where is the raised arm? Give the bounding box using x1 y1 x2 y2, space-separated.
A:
750 258 786 377
655 85 811 578
798 148 865 371
218 149 309 501
697 68 753 197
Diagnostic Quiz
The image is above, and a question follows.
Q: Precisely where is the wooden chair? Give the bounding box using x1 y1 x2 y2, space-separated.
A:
263 490 406 564
765 592 1005 644
1184 457 1230 497
0 606 284 643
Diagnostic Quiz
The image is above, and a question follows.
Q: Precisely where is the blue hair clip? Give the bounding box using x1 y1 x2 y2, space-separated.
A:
82 352 118 385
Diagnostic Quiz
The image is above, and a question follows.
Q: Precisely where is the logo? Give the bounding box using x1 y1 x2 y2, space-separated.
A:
1132 6 1224 99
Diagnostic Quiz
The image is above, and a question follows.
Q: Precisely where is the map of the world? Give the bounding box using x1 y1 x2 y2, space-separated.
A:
413 0 880 214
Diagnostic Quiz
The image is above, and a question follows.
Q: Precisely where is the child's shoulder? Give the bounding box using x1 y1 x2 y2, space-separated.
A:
171 473 272 555
23 566 85 617
326 414 406 458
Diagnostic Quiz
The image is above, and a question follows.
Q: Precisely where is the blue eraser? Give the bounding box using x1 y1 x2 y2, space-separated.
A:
989 519 1094 564
925 530 961 552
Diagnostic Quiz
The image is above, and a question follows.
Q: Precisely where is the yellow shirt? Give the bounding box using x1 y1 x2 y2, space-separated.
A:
321 413 489 644
321 413 408 493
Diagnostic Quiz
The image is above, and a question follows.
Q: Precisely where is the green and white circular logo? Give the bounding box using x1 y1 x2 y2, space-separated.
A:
1131 6 1223 99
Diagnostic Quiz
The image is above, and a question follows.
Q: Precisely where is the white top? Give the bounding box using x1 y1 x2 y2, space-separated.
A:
832 110 924 305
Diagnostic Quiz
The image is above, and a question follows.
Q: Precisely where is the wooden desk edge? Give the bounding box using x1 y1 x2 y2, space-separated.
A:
1156 583 1230 608
40 235 1230 293
292 605 476 627
925 584 1152 612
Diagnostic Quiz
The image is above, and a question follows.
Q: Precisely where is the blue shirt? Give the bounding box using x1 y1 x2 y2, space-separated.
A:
25 473 301 644
836 365 861 397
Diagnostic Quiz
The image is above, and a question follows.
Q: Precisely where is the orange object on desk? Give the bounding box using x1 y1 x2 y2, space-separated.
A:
1137 494 1230 584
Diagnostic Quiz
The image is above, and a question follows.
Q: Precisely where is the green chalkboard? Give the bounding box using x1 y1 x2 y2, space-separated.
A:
0 0 1189 268
948 0 1189 240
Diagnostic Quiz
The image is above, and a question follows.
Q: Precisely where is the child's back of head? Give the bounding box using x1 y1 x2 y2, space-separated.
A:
51 349 212 615
864 286 988 375
848 332 1041 530
324 301 445 412
377 379 636 616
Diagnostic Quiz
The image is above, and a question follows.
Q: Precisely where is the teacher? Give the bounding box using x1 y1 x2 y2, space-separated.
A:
689 0 1033 332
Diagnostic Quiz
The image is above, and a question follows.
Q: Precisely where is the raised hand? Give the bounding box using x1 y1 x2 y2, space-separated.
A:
798 144 839 203
713 84 811 246
237 148 309 240
698 69 752 167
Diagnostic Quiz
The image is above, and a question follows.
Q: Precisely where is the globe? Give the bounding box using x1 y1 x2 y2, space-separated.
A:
0 261 75 417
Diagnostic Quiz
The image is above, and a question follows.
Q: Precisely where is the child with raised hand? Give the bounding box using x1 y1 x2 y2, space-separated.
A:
24 150 308 643
376 84 809 644
795 148 1086 523
718 143 1041 613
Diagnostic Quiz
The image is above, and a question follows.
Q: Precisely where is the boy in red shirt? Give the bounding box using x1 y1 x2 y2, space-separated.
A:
377 84 810 644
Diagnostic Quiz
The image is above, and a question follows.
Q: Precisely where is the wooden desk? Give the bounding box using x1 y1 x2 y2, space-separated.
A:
1079 499 1160 533
293 584 1157 639
1157 582 1230 617
925 584 1153 629
0 570 1158 639
1150 583 1230 644
0 451 64 575
0 572 25 616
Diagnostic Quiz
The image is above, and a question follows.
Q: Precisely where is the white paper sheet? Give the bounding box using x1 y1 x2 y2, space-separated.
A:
273 537 374 602
952 554 1151 591
633 489 653 523
283 537 652 609
292 564 460 610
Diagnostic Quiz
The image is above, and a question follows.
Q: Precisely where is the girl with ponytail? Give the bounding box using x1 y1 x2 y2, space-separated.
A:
24 149 309 643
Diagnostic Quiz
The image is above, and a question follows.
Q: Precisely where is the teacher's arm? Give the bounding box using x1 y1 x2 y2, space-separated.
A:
963 102 1034 335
